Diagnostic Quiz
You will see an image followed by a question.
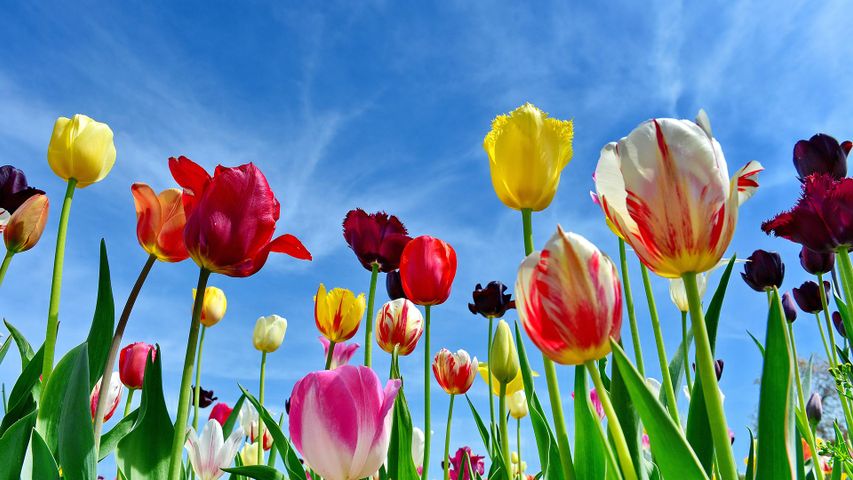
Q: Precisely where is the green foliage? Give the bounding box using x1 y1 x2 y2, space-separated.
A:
238 385 305 480
0 412 36 480
572 366 608 480
57 343 96 480
85 239 116 389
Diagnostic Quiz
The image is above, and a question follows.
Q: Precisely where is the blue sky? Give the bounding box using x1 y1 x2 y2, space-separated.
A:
1 0 852 475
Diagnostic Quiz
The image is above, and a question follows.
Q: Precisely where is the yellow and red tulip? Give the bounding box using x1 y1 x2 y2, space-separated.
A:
131 183 188 262
314 284 365 343
432 348 478 395
375 298 424 356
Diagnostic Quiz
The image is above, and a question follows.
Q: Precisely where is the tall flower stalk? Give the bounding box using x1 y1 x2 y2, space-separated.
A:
640 264 679 425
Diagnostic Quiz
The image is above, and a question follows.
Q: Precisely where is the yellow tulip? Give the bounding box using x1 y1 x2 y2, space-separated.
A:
47 114 116 188
314 283 366 343
483 103 573 211
478 362 537 396
192 286 228 327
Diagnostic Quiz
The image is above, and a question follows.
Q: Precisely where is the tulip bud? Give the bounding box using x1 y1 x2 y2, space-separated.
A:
433 348 478 395
190 385 217 408
240 443 261 466
741 249 785 292
692 359 724 380
315 284 365 343
118 342 156 389
386 270 407 300
669 275 707 313
807 392 823 425
799 246 834 275
131 184 188 262
193 286 227 328
489 320 519 385
781 292 798 323
208 402 233 426
0 165 44 232
792 280 831 314
47 114 116 188
793 133 847 181
250 426 274 451
833 311 847 338
4 194 49 254
468 281 515 319
375 298 424 356
90 371 123 422
252 315 287 353
399 236 457 306
508 390 528 419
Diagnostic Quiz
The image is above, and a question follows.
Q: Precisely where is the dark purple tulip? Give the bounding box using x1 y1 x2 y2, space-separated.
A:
792 280 831 314
781 292 798 323
693 359 724 380
806 392 823 423
468 281 515 319
190 385 217 408
833 311 847 338
741 249 785 292
385 270 407 300
799 246 834 275
0 165 43 217
343 209 412 272
793 133 847 181
285 397 291 414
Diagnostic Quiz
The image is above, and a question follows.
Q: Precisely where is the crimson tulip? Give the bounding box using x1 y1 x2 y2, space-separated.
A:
399 235 457 306
208 402 233 426
342 208 411 272
118 342 156 389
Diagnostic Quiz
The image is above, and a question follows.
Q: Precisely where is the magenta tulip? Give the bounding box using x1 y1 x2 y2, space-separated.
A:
118 342 156 389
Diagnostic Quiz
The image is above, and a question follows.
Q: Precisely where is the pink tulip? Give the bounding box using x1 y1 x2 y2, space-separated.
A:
90 372 123 422
208 402 233 426
289 365 401 480
318 337 359 369
118 342 156 389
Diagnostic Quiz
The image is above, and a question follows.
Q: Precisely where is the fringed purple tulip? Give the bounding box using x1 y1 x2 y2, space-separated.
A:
343 209 412 272
781 292 798 323
799 246 835 275
468 281 515 319
289 365 401 480
318 336 359 369
793 133 848 181
741 249 784 292
190 385 218 408
792 280 831 314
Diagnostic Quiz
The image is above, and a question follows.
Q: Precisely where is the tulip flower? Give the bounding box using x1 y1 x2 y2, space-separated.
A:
289 365 401 480
668 274 708 313
793 281 831 314
209 402 233 426
477 363 535 397
833 311 847 338
315 284 365 346
48 114 116 187
483 103 573 212
131 184 188 263
781 292 798 323
0 165 44 232
253 315 287 353
239 443 260 467
468 281 515 319
319 336 360 369
119 342 156 390
400 236 457 306
490 320 519 383
807 392 823 424
433 349 477 395
508 390 528 420
741 249 785 292
375 298 424 357
249 427 273 451
800 247 835 275
184 419 244 480
445 447 485 480
793 133 848 181
190 286 227 328
412 427 426 470
90 372 123 423
1 194 49 282
238 402 260 437
386 270 407 300
190 386 217 408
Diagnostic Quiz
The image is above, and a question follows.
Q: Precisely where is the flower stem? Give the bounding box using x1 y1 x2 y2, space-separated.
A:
0 251 14 287
487 315 496 455
619 239 645 376
93 253 157 452
681 311 692 393
443 394 455 480
499 383 511 477
787 320 824 480
423 305 432 480
682 272 737 480
585 361 638 480
258 350 267 465
640 264 680 426
192 325 207 431
521 209 534 256
43 178 77 383
325 340 336 370
364 263 380 367
167 268 211 480
123 388 135 418
817 272 840 366
516 417 522 480
814 313 834 364
828 248 853 433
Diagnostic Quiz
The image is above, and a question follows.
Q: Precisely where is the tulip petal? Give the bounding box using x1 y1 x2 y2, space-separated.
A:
268 233 312 260
131 183 162 253
169 155 211 215
733 160 764 206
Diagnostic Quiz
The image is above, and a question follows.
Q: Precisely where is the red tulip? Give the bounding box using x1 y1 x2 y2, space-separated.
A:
209 402 233 426
433 349 478 395
131 183 188 262
399 236 457 306
343 209 411 272
169 156 312 277
119 342 156 389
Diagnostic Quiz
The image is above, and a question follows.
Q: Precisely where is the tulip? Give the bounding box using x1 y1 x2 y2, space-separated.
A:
508 390 528 419
807 392 823 424
741 249 784 292
190 386 217 408
483 103 574 211
833 311 847 338
315 284 365 346
793 281 831 314
399 236 457 306
3 193 48 255
781 292 798 323
208 402 233 426
239 443 260 466
249 427 273 451
289 365 401 480
0 165 44 232
319 336 360 369
238 402 260 437
477 364 536 397
131 184 188 262
445 447 485 480
375 298 424 356
468 281 515 319
185 419 243 480
800 247 835 276
90 372 123 423
47 114 116 188
412 427 426 470
118 342 156 389
669 274 708 313
793 133 848 181
489 320 519 384
386 270 407 300
190 286 227 328
433 349 478 395
253 315 287 353
343 208 412 272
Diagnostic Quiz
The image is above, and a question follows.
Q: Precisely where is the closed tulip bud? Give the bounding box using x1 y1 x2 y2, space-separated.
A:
741 249 784 292
833 311 847 338
508 390 528 419
807 392 823 424
692 359 724 380
90 371 123 422
193 286 227 327
208 402 233 426
375 298 424 356
131 184 188 262
319 336 360 369
253 315 287 353
191 385 217 408
47 114 116 188
314 284 365 343
118 342 156 389
792 280 831 314
239 442 261 467
385 270 407 300
185 420 244 480
781 292 798 323
669 275 707 313
0 165 44 232
483 103 574 211
433 349 478 395
399 236 457 306
799 246 834 275
468 281 515 319
489 320 519 384
4 194 49 253
793 133 848 181
343 209 412 272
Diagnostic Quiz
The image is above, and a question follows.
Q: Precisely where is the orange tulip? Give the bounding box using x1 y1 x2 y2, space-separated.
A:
4 193 49 254
131 183 188 262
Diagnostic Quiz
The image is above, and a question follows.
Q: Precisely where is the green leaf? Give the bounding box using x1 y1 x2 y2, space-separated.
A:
223 394 246 437
465 394 490 454
31 429 60 480
86 239 115 389
57 343 96 480
0 336 12 369
0 411 35 480
99 409 138 461
4 319 33 369
238 385 305 480
610 341 708 479
221 466 286 480
663 327 693 410
745 428 756 480
37 343 89 455
833 292 853 349
747 330 766 357
386 384 419 480
572 366 608 480
1 346 44 436
116 346 174 479
755 291 796 480
609 341 643 480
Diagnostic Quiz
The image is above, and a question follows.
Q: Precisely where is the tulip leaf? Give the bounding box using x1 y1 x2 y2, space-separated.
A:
747 330 766 357
57 343 96 480
99 409 138 461
662 327 693 410
465 394 490 454
572 366 609 480
0 411 35 480
237 385 305 480
223 394 246 437
0 345 44 436
0 336 12 369
755 291 796 480
31 429 60 480
116 346 173 479
222 465 286 480
745 428 756 480
608 341 644 480
3 319 33 369
387 382 419 480
85 239 115 389
610 340 708 479
37 342 88 455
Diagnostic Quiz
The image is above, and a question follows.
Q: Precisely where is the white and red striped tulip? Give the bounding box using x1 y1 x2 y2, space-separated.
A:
184 419 244 480
90 371 123 422
432 348 478 395
375 298 424 356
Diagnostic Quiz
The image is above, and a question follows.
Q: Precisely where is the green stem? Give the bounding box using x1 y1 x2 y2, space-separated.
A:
443 394 455 480
829 248 853 433
814 313 834 365
817 273 840 366
364 263 379 367
586 361 638 480
787 321 824 480
619 239 645 376
325 340 336 370
487 315 496 455
93 253 157 452
499 383 511 477
0 251 13 287
43 178 77 382
682 272 737 480
258 351 267 466
521 208 534 256
681 311 692 393
640 264 680 426
423 305 432 480
123 388 135 418
192 325 207 431
389 346 399 379
167 268 211 480
516 417 522 480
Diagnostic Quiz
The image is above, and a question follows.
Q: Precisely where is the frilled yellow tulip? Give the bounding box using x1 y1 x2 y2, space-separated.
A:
47 114 116 188
478 362 537 396
483 103 573 211
314 284 366 343
192 286 228 327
